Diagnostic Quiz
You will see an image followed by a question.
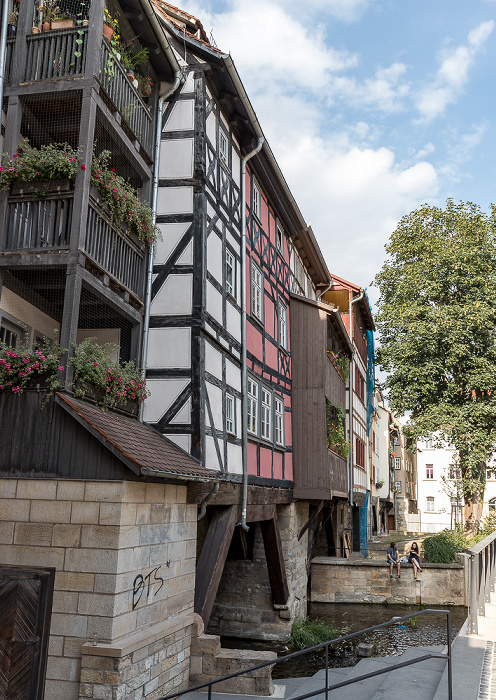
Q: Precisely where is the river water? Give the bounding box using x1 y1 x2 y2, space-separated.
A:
222 602 467 679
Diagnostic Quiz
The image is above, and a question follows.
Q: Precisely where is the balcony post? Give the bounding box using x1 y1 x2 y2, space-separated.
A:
85 0 106 80
8 0 31 88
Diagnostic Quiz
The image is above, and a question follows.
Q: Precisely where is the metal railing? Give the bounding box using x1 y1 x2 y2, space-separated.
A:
24 27 88 82
160 609 453 700
84 196 146 299
4 192 73 249
467 529 496 634
98 39 153 155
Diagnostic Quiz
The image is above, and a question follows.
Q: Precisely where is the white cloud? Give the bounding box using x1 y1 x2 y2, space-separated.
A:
280 0 370 23
332 62 409 113
415 20 494 122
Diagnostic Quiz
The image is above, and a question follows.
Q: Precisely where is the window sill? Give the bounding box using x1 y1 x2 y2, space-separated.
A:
250 314 264 330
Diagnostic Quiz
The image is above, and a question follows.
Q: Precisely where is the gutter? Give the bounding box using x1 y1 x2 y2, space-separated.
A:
137 0 181 75
140 468 218 483
348 289 365 506
0 0 10 114
239 136 264 532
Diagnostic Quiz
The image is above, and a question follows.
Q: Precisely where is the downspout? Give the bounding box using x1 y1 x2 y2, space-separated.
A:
0 0 10 117
239 136 264 531
140 71 182 419
348 290 365 506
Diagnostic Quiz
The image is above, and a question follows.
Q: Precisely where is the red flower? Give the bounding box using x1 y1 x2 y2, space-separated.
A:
81 164 86 171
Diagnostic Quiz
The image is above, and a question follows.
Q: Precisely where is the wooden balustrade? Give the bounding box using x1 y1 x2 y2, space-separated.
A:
98 39 153 155
5 38 15 84
4 192 73 249
24 27 88 82
84 197 146 300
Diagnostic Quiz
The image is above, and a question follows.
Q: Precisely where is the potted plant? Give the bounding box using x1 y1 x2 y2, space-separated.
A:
0 337 65 396
7 9 18 36
103 8 119 41
140 76 153 97
51 9 75 29
376 479 384 489
0 142 83 196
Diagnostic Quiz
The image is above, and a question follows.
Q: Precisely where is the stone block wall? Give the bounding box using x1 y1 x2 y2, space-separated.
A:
0 478 197 700
208 502 309 640
311 558 466 606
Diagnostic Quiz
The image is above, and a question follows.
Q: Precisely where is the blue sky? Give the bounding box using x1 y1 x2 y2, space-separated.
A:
179 0 496 301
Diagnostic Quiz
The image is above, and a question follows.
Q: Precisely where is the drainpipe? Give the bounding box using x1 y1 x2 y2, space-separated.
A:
140 71 182 420
348 290 365 507
0 0 9 118
239 136 264 531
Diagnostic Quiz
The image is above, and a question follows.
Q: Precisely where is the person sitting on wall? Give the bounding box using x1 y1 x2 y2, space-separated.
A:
408 541 423 580
387 541 401 579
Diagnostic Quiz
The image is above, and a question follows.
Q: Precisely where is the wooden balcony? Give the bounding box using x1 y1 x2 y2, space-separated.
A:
1 186 146 301
24 27 88 81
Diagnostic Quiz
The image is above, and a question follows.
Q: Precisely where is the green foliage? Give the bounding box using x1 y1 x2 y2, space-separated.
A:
327 350 350 382
0 337 65 395
289 617 345 650
374 200 496 528
70 337 149 411
476 512 496 540
423 528 469 563
326 399 350 459
0 142 81 192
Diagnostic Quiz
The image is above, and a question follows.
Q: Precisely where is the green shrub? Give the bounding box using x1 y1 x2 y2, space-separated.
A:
289 617 345 650
476 512 496 541
423 528 469 563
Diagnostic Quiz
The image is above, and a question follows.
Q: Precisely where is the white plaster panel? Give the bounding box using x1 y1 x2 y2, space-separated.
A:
207 382 223 429
219 111 229 129
226 301 241 343
143 379 189 423
150 274 193 315
231 149 240 187
181 71 195 94
204 341 222 380
225 358 241 393
147 327 191 369
154 222 191 266
226 230 239 253
207 230 223 283
205 435 222 472
159 139 194 179
170 397 191 425
206 281 222 326
1 288 60 342
176 240 193 265
205 322 217 340
156 186 193 215
218 336 229 349
207 201 216 219
227 442 242 474
166 434 191 453
163 100 194 132
206 112 217 148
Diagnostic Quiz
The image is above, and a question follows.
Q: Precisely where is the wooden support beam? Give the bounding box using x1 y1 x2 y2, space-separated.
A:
261 513 289 606
187 482 293 506
246 504 275 522
194 505 237 627
298 501 325 541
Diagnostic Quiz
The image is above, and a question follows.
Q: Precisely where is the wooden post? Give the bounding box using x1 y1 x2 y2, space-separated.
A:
194 506 237 627
261 512 289 605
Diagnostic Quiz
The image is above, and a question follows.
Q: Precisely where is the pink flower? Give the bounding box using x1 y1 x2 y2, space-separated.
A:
92 362 98 366
81 164 86 171
58 365 64 371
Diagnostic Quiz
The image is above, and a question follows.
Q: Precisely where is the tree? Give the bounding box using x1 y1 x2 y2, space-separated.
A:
374 199 496 533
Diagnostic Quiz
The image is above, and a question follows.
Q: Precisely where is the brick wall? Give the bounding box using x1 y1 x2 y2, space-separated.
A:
208 502 309 640
0 478 197 700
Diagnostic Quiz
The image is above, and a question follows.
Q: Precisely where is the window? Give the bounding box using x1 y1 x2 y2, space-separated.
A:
424 436 433 449
449 466 461 479
275 396 284 446
226 394 235 434
278 300 287 350
0 322 18 349
394 437 401 446
394 457 401 470
252 179 261 220
251 263 263 322
261 387 271 440
225 249 236 299
406 482 411 495
426 464 433 479
247 378 258 435
219 128 229 166
355 366 365 402
489 498 496 511
276 225 284 255
356 438 365 467
487 469 496 481
395 481 402 493
426 496 435 512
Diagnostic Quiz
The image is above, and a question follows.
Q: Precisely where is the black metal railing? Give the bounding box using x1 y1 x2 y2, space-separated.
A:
4 192 73 249
467 529 496 633
98 39 153 155
24 27 88 82
160 610 453 700
84 197 146 299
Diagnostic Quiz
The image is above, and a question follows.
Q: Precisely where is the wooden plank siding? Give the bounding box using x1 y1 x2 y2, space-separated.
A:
290 295 348 500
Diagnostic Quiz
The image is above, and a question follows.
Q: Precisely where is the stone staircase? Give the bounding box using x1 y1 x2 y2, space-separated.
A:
367 533 429 562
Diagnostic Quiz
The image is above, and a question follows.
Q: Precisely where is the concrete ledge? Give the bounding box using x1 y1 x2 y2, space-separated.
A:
81 613 194 657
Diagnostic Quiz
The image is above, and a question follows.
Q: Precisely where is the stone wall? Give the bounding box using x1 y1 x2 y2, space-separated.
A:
208 502 309 640
0 478 197 700
311 557 466 605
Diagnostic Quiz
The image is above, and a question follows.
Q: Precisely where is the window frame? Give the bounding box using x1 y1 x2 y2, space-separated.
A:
426 464 433 479
275 395 284 446
276 224 284 256
394 480 402 494
251 262 264 323
278 299 288 350
261 386 272 441
247 377 259 436
225 248 236 300
252 178 261 221
219 127 229 168
394 457 401 470
426 496 435 512
226 393 235 435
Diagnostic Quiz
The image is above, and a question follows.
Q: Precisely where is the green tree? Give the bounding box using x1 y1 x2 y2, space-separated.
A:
374 199 496 533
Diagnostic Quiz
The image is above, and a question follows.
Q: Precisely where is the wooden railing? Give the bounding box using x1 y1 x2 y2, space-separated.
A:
98 39 153 155
4 192 73 249
5 37 15 84
84 197 146 299
24 27 88 82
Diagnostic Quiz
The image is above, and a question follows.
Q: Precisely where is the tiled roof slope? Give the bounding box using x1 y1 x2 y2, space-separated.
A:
56 393 216 481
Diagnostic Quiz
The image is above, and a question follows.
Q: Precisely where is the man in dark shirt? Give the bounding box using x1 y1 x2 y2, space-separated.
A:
387 541 401 579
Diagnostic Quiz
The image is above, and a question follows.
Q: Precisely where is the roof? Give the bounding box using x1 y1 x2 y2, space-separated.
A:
329 273 375 332
56 394 217 482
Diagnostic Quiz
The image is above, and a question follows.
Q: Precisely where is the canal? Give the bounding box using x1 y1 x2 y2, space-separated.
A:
222 602 467 679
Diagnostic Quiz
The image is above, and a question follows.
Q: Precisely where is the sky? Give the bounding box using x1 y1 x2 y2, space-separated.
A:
177 0 496 305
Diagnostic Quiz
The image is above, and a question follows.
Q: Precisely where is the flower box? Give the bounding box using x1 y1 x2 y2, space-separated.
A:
77 383 139 417
10 179 72 197
51 18 75 29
